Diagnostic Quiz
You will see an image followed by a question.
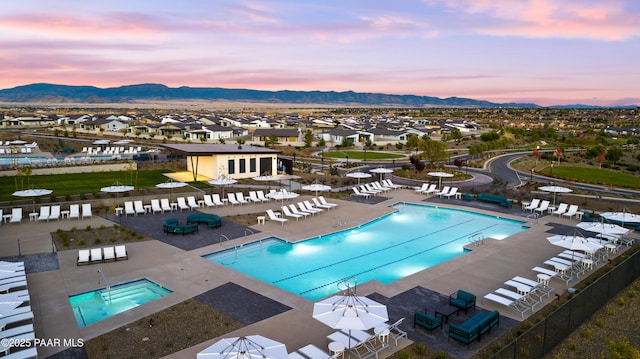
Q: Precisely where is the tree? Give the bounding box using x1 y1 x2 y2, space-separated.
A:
317 137 326 148
606 147 623 164
409 155 425 172
450 128 462 141
303 129 313 148
419 138 447 167
340 136 354 148
406 135 419 150
597 151 606 168
480 131 500 142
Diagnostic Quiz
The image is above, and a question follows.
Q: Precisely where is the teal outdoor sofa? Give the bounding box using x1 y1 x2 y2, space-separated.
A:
187 213 222 228
448 310 500 347
163 218 199 235
450 290 476 314
476 193 513 207
413 311 443 332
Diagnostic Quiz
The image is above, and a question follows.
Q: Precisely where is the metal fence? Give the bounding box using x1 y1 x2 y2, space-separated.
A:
490 249 640 359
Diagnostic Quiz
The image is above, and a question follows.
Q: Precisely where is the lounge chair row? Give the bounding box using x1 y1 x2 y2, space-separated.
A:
414 184 460 198
523 200 582 219
265 196 338 225
0 261 37 359
1 203 92 224
483 275 555 318
77 245 128 265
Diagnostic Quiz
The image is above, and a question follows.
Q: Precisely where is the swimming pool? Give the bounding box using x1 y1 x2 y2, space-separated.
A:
69 278 172 328
204 203 527 300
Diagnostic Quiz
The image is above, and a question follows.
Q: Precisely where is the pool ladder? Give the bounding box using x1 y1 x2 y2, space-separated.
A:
468 232 484 247
244 228 255 238
97 269 112 304
527 213 539 225
333 216 347 228
219 234 230 245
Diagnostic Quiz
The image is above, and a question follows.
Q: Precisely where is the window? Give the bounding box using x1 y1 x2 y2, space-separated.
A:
250 158 256 172
228 159 235 174
239 159 246 173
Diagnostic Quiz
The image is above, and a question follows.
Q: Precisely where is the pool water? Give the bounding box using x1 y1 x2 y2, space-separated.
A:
205 203 526 300
69 278 172 328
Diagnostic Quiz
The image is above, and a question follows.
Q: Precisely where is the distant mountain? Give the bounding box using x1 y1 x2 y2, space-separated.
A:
0 83 541 108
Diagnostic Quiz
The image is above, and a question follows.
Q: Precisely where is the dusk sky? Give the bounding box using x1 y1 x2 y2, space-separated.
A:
1 1 639 106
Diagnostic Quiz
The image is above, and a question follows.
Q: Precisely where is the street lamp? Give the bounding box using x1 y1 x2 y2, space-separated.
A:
346 155 349 166
550 162 554 175
364 147 367 162
530 167 535 183
321 156 324 172
392 159 395 169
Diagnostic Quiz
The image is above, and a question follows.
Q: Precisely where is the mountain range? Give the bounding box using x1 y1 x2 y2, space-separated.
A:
0 83 539 108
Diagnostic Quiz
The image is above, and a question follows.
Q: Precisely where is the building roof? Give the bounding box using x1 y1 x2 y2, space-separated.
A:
161 144 281 155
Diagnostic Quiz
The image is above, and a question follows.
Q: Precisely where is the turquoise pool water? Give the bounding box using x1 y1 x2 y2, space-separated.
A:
69 278 172 328
204 203 527 300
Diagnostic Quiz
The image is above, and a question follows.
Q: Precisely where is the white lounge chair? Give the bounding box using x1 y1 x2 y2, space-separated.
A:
151 199 163 214
69 204 80 220
77 249 90 265
484 292 531 318
9 208 22 223
203 194 216 207
290 204 311 218
176 197 190 211
562 205 579 219
161 198 172 212
37 206 50 221
371 182 390 192
312 197 333 210
249 191 263 203
115 245 128 260
236 192 250 205
524 199 541 212
82 203 92 219
414 183 430 193
187 196 200 210
90 248 103 263
319 196 338 208
383 179 403 190
387 317 408 346
282 206 303 221
211 194 225 206
534 200 550 214
134 200 146 215
124 201 135 216
227 193 240 206
352 187 370 198
48 205 61 221
103 247 116 262
442 187 459 198
257 190 271 202
363 184 382 195
304 200 323 214
266 209 287 225
435 186 451 197
552 203 568 217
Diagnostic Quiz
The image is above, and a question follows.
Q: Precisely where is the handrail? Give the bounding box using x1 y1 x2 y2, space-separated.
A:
468 232 484 246
97 269 111 304
244 228 254 238
219 234 229 245
527 213 539 225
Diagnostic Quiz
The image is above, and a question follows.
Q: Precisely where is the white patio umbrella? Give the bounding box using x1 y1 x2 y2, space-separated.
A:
100 182 135 194
156 179 188 201
547 233 603 253
576 222 629 236
428 171 453 189
369 167 393 181
13 186 53 213
208 176 238 197
313 293 388 352
93 139 110 145
267 190 299 204
197 335 288 359
346 172 372 184
253 174 280 190
1 293 26 317
301 181 332 198
600 211 640 226
538 185 572 206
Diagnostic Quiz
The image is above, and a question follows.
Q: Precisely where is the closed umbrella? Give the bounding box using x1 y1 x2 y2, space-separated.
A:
197 335 288 359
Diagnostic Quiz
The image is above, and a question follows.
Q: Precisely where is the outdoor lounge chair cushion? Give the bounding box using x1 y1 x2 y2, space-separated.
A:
77 250 90 265
115 245 128 260
414 311 442 331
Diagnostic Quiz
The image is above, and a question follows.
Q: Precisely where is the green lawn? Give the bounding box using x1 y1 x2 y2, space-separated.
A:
538 165 640 189
1 169 178 202
323 151 405 160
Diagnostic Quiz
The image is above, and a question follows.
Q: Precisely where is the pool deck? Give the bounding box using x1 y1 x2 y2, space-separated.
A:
2 189 637 359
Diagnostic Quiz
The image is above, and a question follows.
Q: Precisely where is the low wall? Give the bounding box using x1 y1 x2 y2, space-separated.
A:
0 162 135 177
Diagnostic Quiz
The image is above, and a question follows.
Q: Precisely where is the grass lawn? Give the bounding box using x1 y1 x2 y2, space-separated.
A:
1 169 178 202
538 165 640 189
322 150 405 160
